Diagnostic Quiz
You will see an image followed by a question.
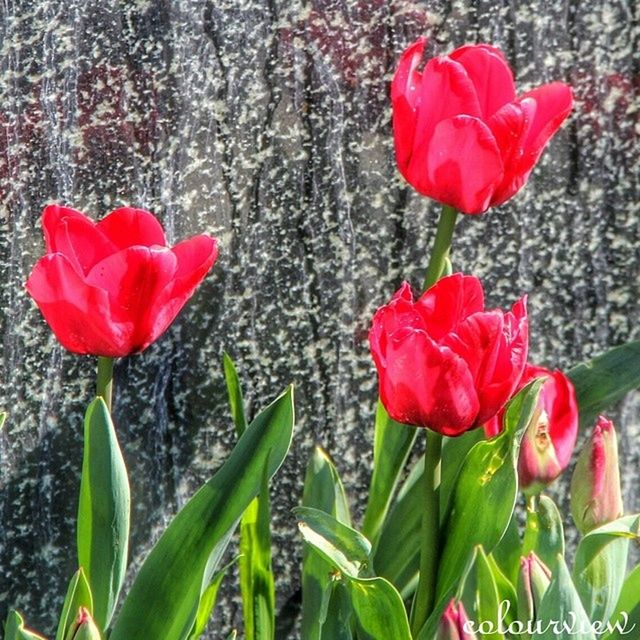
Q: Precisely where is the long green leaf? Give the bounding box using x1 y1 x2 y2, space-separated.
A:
604 564 640 640
573 515 640 624
436 380 543 600
319 582 353 640
300 447 352 640
537 555 595 640
77 397 130 629
110 386 295 640
362 401 416 543
372 456 423 598
223 352 248 437
55 568 93 640
568 341 640 427
240 462 275 640
457 546 504 640
189 558 238 639
4 611 47 640
0 413 6 431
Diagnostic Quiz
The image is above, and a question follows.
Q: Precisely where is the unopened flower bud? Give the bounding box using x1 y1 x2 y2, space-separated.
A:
517 552 551 623
436 599 478 640
65 608 101 640
571 415 624 534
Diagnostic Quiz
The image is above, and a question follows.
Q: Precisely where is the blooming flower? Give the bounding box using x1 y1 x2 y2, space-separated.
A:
485 364 578 493
392 39 573 214
369 274 528 436
26 205 218 357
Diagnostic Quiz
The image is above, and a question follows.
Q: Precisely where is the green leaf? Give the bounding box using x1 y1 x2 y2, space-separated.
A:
372 455 423 598
537 555 595 640
296 508 410 640
568 341 640 427
486 554 518 626
55 568 93 640
362 401 416 543
319 581 353 640
490 513 522 588
223 352 248 437
522 495 565 570
295 507 371 578
300 447 351 640
347 577 412 640
573 515 640 624
436 380 543 600
239 461 275 640
604 564 640 640
110 386 295 640
4 611 47 640
189 558 238 639
0 413 6 432
77 397 130 629
457 546 504 640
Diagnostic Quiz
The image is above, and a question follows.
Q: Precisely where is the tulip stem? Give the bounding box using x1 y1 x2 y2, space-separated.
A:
423 204 459 291
410 429 443 635
96 356 114 413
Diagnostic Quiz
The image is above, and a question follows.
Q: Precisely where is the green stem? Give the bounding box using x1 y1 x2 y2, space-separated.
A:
410 430 443 635
96 356 114 413
422 204 459 291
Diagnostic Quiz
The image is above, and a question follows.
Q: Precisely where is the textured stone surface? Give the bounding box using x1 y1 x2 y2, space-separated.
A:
0 0 638 637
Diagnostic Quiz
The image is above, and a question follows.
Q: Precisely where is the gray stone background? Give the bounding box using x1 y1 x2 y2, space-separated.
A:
0 0 638 638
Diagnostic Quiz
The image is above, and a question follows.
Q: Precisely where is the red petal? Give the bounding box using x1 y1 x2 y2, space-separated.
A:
412 115 503 213
86 246 178 350
25 254 129 356
517 82 573 173
417 273 485 341
138 235 219 350
378 329 480 435
97 207 167 249
449 44 516 119
42 205 90 253
392 39 426 172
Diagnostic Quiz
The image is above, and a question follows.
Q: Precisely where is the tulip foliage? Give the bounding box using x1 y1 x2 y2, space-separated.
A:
4 36 640 640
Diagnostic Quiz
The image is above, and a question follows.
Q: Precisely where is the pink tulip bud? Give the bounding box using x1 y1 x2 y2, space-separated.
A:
517 552 552 623
436 600 478 640
571 416 624 534
67 608 101 640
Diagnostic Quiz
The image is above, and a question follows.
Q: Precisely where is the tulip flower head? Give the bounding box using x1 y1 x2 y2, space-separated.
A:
369 274 528 437
68 608 101 640
26 205 218 357
517 552 551 623
392 39 573 214
436 600 478 640
571 416 624 534
485 364 578 494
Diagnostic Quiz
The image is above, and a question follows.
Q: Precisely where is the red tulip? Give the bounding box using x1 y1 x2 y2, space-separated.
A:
485 364 578 493
392 39 573 214
436 600 478 640
26 205 218 357
571 416 624 534
369 274 528 436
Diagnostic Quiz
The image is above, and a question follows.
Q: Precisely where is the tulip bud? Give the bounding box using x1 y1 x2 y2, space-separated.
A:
516 367 578 494
517 552 551 623
436 600 478 640
571 416 624 534
65 608 101 640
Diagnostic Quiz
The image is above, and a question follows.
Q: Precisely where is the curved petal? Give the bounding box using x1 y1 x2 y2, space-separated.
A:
86 246 178 351
138 235 219 350
517 82 573 173
543 370 578 468
417 273 485 340
410 114 503 213
378 328 480 435
449 44 516 119
392 38 425 173
42 205 91 252
25 253 129 356
97 207 167 249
